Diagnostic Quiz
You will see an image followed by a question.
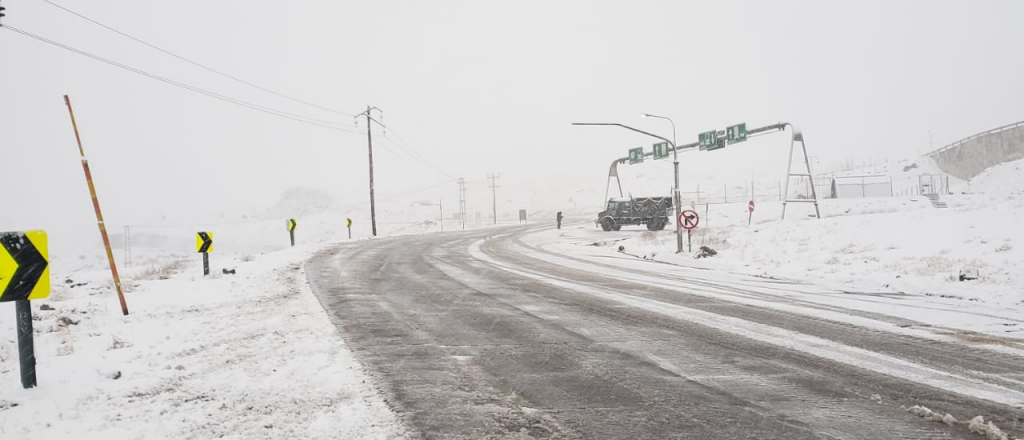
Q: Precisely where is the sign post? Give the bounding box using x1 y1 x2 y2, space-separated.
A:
748 200 755 226
678 210 700 253
16 300 35 388
1 230 51 389
286 219 297 247
346 218 353 239
196 232 213 276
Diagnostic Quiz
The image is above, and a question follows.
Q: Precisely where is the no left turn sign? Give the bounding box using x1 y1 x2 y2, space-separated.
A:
678 209 700 230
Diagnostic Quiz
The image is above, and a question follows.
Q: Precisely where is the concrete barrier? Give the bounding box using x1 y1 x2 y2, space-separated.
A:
927 121 1024 180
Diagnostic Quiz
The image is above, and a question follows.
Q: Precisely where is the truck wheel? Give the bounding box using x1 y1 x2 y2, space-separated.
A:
646 221 659 231
655 218 668 231
600 218 615 231
612 225 622 231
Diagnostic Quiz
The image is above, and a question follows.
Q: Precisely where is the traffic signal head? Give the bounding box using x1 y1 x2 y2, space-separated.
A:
0 6 6 20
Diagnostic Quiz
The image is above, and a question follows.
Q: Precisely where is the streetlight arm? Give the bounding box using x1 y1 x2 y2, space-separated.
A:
571 123 675 150
641 114 677 147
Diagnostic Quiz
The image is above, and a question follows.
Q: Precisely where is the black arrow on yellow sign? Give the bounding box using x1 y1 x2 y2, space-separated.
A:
197 232 213 254
0 231 50 303
288 219 297 232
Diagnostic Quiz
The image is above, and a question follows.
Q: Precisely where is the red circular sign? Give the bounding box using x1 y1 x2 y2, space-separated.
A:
678 209 700 230
748 200 755 213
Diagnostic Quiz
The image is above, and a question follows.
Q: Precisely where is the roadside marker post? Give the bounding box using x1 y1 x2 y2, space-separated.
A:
196 232 213 276
748 200 755 226
286 219 297 247
1 230 51 389
678 210 700 253
64 95 129 316
346 218 353 239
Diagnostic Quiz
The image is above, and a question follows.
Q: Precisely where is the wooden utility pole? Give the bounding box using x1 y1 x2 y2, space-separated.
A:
365 107 377 236
355 106 384 236
488 173 501 225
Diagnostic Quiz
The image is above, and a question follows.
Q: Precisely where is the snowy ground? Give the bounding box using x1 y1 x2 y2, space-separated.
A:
0 245 407 440
548 159 1024 341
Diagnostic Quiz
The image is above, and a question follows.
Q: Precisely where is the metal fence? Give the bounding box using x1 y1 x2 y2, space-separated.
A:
676 175 900 205
833 175 893 198
918 174 951 195
677 181 787 206
926 120 1024 157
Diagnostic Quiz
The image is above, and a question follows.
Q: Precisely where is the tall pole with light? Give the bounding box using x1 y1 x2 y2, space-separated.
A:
641 113 682 254
571 121 684 254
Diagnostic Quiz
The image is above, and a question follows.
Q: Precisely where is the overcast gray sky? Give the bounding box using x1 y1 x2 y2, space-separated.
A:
2 0 1022 251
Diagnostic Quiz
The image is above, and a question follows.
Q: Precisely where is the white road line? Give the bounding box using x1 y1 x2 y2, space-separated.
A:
509 236 1024 359
469 240 1024 408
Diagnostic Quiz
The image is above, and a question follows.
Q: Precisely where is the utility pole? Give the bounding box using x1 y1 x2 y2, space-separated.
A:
458 178 467 230
439 199 443 232
354 106 384 237
488 173 501 225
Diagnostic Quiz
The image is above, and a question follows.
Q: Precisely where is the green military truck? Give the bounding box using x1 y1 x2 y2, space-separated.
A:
596 196 673 231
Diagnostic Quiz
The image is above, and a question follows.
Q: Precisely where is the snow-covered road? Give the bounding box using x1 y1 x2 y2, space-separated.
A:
307 224 1024 439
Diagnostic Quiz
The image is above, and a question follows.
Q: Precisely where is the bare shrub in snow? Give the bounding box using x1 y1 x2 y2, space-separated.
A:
825 256 841 265
135 258 191 281
837 243 875 255
913 256 954 276
696 229 729 249
241 255 256 262
0 341 12 371
56 338 75 356
110 335 132 350
995 244 1012 253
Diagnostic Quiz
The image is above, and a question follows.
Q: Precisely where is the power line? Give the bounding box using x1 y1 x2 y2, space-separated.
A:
37 0 353 117
378 135 456 180
1 24 362 134
380 126 457 179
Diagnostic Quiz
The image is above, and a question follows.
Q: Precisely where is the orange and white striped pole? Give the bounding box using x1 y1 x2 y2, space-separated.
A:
64 95 129 316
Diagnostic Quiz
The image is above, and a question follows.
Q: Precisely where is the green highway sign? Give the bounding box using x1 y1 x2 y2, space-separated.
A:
726 123 747 145
628 147 644 164
652 142 670 160
698 130 717 151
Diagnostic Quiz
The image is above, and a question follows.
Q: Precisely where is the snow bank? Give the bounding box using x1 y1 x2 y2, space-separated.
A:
0 246 405 439
971 158 1024 194
597 191 1024 310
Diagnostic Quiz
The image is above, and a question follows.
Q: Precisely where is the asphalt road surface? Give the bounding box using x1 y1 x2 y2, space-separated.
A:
307 225 1024 439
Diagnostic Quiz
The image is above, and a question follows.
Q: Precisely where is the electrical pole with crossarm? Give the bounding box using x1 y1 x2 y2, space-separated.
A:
488 173 501 225
354 106 384 236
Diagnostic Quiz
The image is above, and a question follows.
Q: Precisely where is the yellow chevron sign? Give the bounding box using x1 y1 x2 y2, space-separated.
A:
196 232 213 253
287 219 297 232
346 218 353 228
0 230 51 302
